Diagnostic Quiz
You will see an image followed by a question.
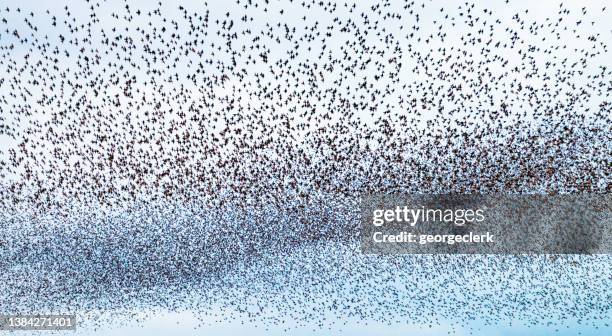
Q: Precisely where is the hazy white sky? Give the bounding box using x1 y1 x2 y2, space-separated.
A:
0 0 609 205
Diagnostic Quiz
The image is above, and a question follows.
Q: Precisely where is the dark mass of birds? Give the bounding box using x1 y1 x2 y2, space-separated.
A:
0 0 610 334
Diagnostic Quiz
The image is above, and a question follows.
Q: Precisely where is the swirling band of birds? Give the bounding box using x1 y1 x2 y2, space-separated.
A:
0 0 610 333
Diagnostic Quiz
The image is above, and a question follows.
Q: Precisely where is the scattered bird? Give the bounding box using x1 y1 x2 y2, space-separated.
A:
0 0 610 333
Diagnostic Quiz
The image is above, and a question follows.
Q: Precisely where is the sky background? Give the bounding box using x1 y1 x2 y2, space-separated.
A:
1 0 610 335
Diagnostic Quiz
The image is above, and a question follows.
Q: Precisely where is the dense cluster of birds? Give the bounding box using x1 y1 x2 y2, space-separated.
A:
0 0 610 334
